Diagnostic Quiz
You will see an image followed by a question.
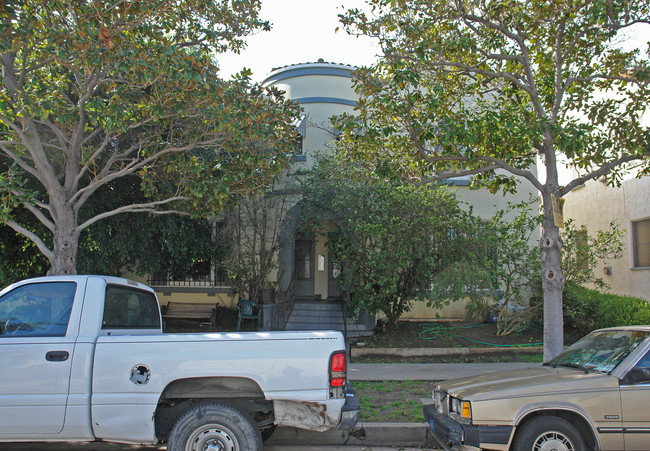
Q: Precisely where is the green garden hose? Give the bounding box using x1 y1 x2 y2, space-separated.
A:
418 323 543 347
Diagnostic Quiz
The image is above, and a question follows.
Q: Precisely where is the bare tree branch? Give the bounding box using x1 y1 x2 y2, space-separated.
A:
415 164 500 184
78 196 191 231
4 218 54 261
560 151 650 195
21 200 55 232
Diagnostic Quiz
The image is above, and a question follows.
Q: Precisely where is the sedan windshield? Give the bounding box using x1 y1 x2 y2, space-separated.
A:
548 329 650 374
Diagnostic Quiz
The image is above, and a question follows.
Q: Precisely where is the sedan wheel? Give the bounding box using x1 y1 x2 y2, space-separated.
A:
532 430 575 451
512 416 586 451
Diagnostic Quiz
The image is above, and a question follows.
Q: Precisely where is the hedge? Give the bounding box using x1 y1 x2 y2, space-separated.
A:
563 284 650 337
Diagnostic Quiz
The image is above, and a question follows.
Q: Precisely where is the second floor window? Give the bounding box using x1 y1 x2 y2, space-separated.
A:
632 218 650 268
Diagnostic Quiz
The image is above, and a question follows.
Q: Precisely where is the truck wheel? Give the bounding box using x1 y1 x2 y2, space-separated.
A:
167 403 262 451
512 416 586 451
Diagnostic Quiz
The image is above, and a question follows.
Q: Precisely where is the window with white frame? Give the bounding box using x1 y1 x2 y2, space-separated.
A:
632 218 650 268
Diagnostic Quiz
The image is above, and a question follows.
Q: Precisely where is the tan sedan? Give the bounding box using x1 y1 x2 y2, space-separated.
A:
424 326 650 450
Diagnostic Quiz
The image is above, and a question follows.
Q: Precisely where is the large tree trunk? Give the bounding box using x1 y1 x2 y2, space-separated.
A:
47 205 80 276
540 193 565 361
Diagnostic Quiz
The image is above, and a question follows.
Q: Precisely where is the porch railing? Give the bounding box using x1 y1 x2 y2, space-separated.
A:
274 267 296 331
147 269 229 287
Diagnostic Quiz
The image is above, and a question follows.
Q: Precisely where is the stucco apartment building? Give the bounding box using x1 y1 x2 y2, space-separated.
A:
141 60 541 333
563 175 650 302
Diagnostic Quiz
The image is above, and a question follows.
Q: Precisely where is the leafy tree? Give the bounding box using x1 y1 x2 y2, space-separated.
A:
464 204 625 336
561 219 625 289
0 219 48 287
1 1 299 275
469 201 543 337
77 176 222 280
219 190 294 304
0 174 221 286
339 0 649 359
299 156 482 327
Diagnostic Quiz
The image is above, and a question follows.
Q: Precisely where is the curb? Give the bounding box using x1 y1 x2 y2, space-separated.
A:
265 422 436 448
351 346 543 358
265 356 541 448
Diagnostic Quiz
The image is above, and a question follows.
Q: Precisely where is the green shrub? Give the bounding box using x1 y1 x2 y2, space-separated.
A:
563 283 650 337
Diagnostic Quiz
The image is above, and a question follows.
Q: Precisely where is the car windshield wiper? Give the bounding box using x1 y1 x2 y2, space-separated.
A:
557 362 590 373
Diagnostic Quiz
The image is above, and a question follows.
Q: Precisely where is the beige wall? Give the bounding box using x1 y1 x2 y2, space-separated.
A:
156 292 236 309
265 63 357 172
265 61 542 320
453 177 538 221
125 273 236 309
563 176 650 301
400 299 470 321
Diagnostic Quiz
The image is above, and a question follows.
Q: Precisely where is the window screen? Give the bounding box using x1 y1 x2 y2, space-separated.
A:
102 285 160 329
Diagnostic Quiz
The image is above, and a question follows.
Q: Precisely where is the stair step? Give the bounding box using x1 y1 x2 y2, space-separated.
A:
285 324 345 331
291 306 342 312
283 300 373 338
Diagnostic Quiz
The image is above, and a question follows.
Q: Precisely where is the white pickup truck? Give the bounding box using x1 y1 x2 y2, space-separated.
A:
0 275 359 450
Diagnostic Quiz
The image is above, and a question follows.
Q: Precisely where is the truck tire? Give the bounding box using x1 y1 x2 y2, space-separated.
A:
512 416 586 451
167 403 262 451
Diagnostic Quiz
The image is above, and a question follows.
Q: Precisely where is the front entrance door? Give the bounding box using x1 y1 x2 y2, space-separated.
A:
294 238 314 299
328 259 341 300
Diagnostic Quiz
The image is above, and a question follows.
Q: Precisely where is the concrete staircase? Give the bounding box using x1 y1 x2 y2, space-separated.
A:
285 300 345 331
284 300 373 338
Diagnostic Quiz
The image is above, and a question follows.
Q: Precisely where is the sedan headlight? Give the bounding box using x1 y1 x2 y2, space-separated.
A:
450 396 472 423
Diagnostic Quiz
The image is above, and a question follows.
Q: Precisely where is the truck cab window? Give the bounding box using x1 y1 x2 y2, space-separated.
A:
0 282 76 337
103 285 161 329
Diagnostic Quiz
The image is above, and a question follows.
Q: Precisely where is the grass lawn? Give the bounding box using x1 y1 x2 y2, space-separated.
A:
354 380 436 423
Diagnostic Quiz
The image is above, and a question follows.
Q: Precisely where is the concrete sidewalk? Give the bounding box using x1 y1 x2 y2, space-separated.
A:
348 362 539 381
267 361 541 449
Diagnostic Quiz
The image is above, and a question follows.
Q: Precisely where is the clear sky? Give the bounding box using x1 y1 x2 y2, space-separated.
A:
216 1 648 87
216 0 380 82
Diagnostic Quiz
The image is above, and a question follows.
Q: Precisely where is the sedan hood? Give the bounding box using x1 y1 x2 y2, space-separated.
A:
438 365 619 401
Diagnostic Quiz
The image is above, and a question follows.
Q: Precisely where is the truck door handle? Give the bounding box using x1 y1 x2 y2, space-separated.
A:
46 351 69 362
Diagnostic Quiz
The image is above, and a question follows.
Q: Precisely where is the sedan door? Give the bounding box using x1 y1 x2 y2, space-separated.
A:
620 348 650 450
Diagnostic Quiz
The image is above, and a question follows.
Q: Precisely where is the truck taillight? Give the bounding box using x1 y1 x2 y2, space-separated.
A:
330 351 347 387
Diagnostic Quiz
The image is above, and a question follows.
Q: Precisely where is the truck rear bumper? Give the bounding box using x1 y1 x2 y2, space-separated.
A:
273 385 359 432
339 385 360 431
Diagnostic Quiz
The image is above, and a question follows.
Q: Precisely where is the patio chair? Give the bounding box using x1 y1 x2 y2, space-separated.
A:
236 299 260 331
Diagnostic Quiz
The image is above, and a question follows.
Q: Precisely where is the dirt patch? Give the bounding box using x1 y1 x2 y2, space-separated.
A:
350 320 548 364
356 320 545 348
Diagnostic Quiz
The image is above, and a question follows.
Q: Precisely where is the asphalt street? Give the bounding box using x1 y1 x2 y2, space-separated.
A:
0 444 437 451
0 363 537 450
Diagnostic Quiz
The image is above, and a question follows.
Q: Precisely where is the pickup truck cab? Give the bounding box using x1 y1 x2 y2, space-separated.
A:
424 325 650 451
0 275 359 450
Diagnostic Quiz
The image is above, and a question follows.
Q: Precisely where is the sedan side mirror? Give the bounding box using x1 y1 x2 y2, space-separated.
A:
621 367 650 385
